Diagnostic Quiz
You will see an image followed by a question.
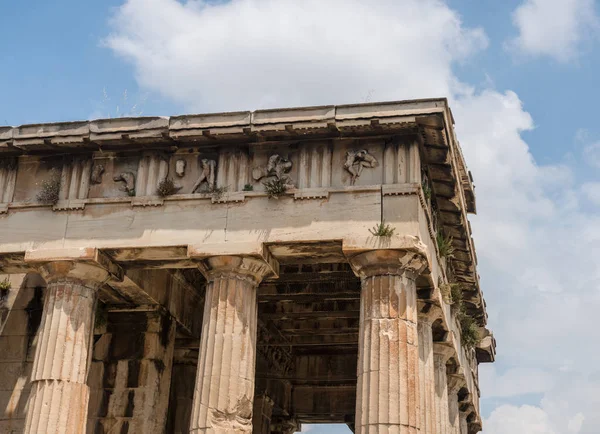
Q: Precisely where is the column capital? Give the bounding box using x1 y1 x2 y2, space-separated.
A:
24 248 123 288
448 373 466 394
418 302 442 325
198 255 278 285
433 342 456 364
348 249 427 279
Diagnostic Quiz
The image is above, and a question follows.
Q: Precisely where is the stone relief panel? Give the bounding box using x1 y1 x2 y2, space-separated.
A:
383 139 421 185
331 139 384 187
88 154 140 199
0 158 17 204
252 154 295 187
343 149 378 185
90 163 105 185
297 142 332 189
192 159 217 193
165 151 219 194
114 171 136 196
247 146 298 192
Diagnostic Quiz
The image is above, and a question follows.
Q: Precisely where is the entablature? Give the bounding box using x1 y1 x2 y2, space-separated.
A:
0 98 493 364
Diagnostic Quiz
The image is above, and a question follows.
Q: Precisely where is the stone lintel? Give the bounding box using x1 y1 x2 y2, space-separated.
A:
23 248 123 286
347 248 428 279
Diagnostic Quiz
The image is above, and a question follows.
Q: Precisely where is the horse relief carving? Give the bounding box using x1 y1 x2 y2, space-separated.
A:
113 172 136 196
344 149 378 185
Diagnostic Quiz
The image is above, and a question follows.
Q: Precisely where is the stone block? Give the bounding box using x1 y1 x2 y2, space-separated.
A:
0 336 28 362
0 363 28 390
92 333 112 361
0 386 30 419
0 310 29 335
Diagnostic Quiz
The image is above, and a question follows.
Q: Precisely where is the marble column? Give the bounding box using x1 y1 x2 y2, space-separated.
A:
459 412 469 434
418 310 438 434
433 346 453 434
24 261 111 434
190 256 273 434
350 250 426 434
447 376 464 434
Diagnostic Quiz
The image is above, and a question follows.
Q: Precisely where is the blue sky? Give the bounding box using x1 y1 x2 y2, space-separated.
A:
3 1 600 433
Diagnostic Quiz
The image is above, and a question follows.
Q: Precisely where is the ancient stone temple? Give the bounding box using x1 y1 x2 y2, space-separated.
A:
0 99 495 434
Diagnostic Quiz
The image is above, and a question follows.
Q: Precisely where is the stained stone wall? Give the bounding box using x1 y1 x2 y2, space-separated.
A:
0 274 45 433
87 309 176 433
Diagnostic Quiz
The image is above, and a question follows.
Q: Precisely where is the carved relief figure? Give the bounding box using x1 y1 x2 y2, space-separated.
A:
252 154 294 187
175 159 186 177
191 159 216 193
344 149 378 185
113 172 136 196
90 164 105 184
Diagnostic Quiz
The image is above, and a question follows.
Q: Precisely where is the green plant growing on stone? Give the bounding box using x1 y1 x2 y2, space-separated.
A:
0 278 11 302
209 185 228 200
36 169 61 205
263 178 287 199
243 184 254 192
156 178 178 197
422 180 432 200
0 278 11 292
369 221 395 237
459 313 480 350
436 232 455 258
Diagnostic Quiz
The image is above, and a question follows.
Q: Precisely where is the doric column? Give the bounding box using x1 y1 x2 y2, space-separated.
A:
24 260 112 434
349 249 427 434
190 255 275 434
447 375 465 434
433 345 453 434
418 308 438 434
459 412 468 434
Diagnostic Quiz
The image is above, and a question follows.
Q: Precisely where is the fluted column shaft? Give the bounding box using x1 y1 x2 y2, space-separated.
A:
418 316 437 434
190 256 273 434
448 389 460 434
433 353 450 434
350 250 427 434
459 413 468 434
24 262 109 434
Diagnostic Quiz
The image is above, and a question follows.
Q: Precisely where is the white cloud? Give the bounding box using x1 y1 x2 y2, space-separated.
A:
581 182 600 205
479 366 555 398
507 0 599 62
582 142 600 168
105 1 600 432
105 0 487 112
484 405 557 434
